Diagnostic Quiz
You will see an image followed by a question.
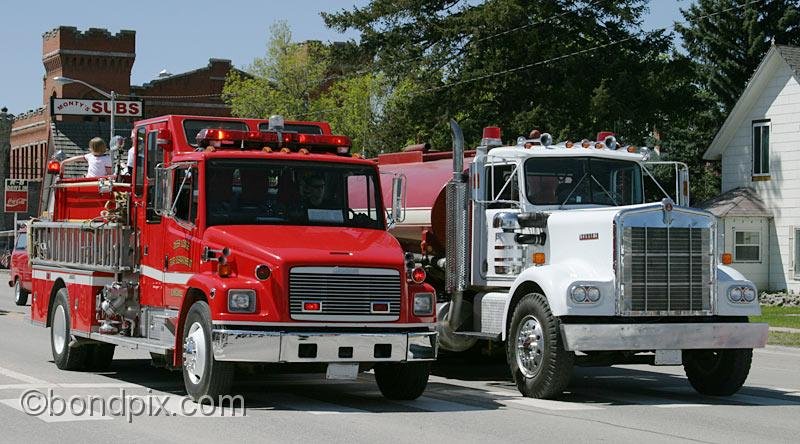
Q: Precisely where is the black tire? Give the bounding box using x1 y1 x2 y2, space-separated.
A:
506 293 574 399
50 288 89 370
683 348 753 396
84 343 116 371
374 362 431 400
182 301 234 402
14 278 29 306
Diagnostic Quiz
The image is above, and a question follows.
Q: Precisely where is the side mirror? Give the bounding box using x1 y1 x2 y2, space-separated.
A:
677 168 690 206
391 174 406 224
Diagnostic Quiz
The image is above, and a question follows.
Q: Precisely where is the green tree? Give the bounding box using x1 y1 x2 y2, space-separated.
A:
676 0 800 113
223 21 329 118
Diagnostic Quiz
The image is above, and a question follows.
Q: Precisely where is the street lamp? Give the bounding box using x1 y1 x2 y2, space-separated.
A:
52 76 117 144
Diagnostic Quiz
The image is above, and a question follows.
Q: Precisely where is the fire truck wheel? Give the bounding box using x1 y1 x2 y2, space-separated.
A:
374 362 430 400
50 288 89 370
84 344 116 371
182 301 234 402
507 292 574 399
13 278 29 306
683 348 753 396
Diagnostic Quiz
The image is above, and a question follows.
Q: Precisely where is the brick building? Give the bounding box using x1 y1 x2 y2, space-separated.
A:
3 26 243 226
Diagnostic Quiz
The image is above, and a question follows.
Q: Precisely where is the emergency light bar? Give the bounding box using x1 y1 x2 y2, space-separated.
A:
196 128 352 154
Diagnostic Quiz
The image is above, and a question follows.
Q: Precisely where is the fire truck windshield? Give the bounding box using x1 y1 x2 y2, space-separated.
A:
524 157 643 206
205 159 385 229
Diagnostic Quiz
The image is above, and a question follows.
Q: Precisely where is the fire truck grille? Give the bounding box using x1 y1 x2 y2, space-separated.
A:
289 267 402 321
621 227 712 315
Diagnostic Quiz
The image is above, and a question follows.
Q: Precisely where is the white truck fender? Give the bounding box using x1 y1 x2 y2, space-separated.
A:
500 260 616 340
716 264 761 316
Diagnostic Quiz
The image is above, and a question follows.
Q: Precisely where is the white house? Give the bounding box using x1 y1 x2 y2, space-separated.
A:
703 44 800 292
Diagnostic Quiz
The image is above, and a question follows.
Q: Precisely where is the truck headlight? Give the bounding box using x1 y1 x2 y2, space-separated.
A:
743 287 756 302
727 286 743 302
570 285 601 304
413 292 434 316
228 289 256 313
570 286 587 303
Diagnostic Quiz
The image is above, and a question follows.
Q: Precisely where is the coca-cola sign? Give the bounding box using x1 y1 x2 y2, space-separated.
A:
4 179 28 213
51 97 143 117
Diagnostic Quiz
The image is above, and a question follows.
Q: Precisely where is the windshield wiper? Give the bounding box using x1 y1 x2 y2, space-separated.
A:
589 175 619 206
559 172 589 209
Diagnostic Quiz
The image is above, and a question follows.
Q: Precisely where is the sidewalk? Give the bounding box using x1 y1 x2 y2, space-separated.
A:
770 326 800 334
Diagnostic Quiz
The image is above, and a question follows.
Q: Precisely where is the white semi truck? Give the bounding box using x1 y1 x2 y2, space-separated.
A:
377 122 769 399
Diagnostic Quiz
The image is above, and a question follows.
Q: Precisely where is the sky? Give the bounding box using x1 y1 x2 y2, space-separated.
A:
0 0 689 114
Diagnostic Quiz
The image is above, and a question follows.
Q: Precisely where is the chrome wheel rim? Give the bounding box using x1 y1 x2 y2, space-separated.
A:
183 322 207 385
515 315 544 378
14 281 20 302
52 305 67 354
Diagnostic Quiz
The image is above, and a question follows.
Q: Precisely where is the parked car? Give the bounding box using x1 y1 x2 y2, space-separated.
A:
9 230 31 306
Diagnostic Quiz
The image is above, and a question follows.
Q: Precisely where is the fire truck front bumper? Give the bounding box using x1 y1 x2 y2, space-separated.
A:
560 322 769 352
211 329 438 363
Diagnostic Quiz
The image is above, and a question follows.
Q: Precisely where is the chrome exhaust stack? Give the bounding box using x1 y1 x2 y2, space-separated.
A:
445 119 469 331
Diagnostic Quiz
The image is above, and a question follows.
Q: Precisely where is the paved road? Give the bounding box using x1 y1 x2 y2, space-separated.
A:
0 276 798 443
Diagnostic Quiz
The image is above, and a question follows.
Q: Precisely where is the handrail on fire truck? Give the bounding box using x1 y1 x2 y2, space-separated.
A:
29 220 133 272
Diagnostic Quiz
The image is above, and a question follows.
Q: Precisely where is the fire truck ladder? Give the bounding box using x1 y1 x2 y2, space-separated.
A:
29 221 134 272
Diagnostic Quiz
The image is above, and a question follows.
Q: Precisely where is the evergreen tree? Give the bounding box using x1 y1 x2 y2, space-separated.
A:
676 0 800 113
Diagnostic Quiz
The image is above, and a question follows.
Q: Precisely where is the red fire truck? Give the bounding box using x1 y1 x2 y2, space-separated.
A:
29 115 437 401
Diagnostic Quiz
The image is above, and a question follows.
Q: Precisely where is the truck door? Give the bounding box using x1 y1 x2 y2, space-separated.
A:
139 127 167 307
162 164 199 308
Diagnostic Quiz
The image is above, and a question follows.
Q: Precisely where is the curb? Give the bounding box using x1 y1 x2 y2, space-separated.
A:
769 326 800 334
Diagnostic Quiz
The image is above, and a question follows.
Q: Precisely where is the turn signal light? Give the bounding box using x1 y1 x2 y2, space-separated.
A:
721 253 733 265
565 141 574 149
255 264 271 280
533 253 546 265
218 262 232 277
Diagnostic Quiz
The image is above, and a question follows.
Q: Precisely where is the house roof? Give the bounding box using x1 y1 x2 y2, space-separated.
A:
698 187 772 218
703 44 800 160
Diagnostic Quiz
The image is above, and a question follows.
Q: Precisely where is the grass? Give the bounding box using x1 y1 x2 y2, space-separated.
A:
766 331 800 347
749 305 800 329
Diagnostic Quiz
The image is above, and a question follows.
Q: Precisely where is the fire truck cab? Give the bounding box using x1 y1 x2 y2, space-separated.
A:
378 122 769 399
29 114 437 401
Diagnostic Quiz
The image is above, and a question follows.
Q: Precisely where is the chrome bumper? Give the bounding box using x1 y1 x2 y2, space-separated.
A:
560 323 769 352
211 329 437 363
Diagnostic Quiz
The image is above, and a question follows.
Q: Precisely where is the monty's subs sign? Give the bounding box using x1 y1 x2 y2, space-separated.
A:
51 98 142 117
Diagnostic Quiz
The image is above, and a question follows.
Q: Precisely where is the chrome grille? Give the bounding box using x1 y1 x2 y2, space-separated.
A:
621 226 712 315
289 267 402 321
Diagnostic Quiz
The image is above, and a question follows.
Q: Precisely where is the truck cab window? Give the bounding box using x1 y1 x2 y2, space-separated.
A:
173 167 198 224
134 127 146 196
524 157 643 206
146 131 161 222
487 164 519 209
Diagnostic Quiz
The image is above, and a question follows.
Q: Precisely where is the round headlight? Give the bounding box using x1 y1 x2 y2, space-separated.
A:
743 287 756 302
728 287 743 302
571 286 587 303
586 286 601 302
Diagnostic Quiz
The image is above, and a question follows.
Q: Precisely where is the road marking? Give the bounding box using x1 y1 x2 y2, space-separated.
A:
505 397 603 411
0 398 112 423
0 366 49 385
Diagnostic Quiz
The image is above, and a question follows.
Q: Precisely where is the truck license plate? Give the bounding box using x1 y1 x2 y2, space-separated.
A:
326 363 359 380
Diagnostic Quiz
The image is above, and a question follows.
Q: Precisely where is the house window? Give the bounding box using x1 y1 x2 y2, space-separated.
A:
734 230 760 262
752 120 770 177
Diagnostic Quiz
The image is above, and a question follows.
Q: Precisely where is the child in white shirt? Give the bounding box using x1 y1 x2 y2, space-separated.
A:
62 137 113 178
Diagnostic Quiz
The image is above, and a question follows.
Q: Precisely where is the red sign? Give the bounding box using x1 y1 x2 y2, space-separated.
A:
4 179 29 213
51 98 143 117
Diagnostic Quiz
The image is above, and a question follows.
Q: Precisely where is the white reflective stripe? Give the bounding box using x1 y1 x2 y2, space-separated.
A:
31 269 114 287
401 207 432 225
141 265 192 285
